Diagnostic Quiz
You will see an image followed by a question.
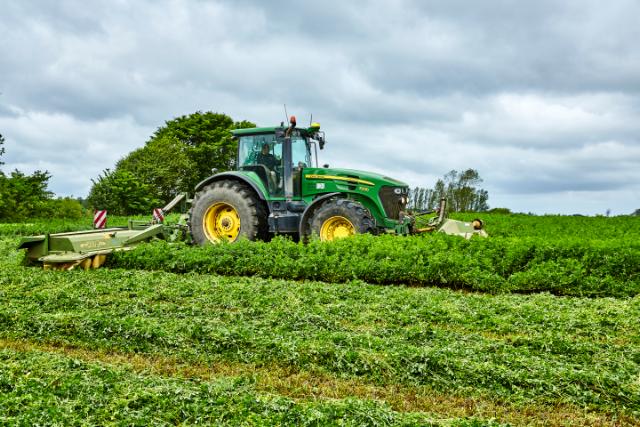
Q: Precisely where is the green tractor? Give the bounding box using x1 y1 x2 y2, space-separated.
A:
188 116 485 244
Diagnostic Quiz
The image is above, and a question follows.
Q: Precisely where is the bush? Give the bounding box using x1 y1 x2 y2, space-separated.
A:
41 197 85 219
87 169 160 215
0 170 53 220
488 207 511 214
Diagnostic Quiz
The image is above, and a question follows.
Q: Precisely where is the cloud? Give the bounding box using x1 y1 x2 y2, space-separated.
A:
0 0 638 214
0 107 151 196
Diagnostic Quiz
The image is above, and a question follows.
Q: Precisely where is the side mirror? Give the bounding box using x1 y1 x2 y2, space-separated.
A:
275 130 285 138
316 131 326 149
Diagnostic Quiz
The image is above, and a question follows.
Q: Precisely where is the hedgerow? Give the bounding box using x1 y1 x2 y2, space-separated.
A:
109 233 640 297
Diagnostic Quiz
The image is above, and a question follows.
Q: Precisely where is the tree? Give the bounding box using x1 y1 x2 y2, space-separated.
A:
115 135 193 203
489 207 511 214
0 170 54 220
87 169 160 216
0 134 57 219
408 169 489 213
0 134 83 220
88 111 255 213
145 112 255 193
41 197 85 219
408 187 435 211
439 169 489 212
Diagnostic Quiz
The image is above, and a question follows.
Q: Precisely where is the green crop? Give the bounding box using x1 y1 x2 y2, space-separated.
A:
1 253 639 420
108 233 640 297
2 213 640 425
3 347 505 426
0 216 140 237
449 212 640 240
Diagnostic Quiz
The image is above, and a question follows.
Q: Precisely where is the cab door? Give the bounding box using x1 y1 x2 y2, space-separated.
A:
290 135 312 199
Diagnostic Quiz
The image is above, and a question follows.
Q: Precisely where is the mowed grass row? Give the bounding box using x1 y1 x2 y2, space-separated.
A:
3 346 486 426
109 233 640 297
0 343 629 427
1 239 639 423
0 240 510 426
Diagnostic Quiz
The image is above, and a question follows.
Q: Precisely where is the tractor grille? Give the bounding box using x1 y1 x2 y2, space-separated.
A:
379 186 409 220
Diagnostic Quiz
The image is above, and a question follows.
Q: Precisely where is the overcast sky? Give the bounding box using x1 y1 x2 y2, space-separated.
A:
1 1 639 214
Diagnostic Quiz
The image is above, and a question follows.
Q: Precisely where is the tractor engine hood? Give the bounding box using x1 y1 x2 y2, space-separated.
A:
304 168 410 224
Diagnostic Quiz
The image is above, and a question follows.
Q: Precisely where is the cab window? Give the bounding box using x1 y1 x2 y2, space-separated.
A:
238 135 283 196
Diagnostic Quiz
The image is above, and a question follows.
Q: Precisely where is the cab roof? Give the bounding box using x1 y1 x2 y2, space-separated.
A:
231 126 315 137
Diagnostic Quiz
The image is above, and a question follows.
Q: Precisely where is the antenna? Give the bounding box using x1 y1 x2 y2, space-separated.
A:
309 113 313 126
283 104 289 124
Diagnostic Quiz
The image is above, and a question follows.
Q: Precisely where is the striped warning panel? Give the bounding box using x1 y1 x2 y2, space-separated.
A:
94 210 107 229
153 208 164 223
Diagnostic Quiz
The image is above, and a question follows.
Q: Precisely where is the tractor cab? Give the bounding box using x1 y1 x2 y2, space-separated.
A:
234 117 323 199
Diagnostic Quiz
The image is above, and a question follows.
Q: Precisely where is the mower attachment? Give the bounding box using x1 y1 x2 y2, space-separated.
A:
18 224 166 270
410 198 488 239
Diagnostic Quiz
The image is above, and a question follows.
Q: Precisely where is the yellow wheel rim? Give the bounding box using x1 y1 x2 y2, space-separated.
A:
203 202 241 242
320 216 355 241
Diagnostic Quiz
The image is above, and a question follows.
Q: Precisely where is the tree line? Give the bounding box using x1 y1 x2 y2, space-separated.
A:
408 169 490 213
0 133 83 220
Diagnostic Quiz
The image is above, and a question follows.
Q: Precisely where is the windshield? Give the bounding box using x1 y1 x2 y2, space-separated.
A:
237 132 315 197
239 134 313 169
238 134 282 168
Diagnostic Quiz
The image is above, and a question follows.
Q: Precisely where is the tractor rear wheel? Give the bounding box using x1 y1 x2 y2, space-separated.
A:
308 198 374 242
189 180 267 245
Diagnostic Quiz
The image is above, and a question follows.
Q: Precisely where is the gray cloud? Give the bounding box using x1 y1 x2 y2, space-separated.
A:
0 0 639 214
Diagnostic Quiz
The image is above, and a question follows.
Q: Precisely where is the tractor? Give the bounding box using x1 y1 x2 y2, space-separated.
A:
188 116 485 244
189 117 410 244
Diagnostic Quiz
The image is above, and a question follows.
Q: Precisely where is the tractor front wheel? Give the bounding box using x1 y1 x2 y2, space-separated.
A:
189 181 267 245
308 199 374 242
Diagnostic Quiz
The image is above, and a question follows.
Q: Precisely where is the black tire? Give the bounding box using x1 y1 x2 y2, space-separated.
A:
308 198 374 241
189 180 268 245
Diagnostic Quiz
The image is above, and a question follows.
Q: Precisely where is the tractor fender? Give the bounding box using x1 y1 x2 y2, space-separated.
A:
195 172 268 202
298 192 342 236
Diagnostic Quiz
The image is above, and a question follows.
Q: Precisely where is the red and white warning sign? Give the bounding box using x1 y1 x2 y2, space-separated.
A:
152 208 164 223
94 210 107 229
